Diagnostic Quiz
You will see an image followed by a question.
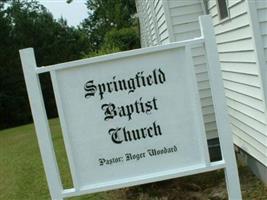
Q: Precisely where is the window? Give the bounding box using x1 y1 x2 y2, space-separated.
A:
217 0 229 20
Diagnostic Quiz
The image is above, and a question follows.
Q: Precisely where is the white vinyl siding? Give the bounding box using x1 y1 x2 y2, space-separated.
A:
166 0 204 41
135 0 218 140
192 44 218 139
136 0 170 47
155 0 169 44
160 0 218 139
162 0 218 139
256 1 267 63
165 0 218 139
136 0 267 167
254 0 267 166
135 0 149 47
208 0 267 166
145 0 157 46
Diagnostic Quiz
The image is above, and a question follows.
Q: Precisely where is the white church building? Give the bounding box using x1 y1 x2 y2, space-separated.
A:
135 0 267 183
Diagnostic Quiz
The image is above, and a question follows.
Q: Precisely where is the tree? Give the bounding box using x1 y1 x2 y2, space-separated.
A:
0 0 91 129
102 26 139 51
81 0 138 51
0 0 140 129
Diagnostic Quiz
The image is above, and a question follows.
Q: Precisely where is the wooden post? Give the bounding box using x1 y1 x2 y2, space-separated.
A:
199 15 242 200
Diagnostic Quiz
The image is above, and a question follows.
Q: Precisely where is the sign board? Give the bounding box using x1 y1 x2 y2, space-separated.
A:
52 46 208 187
19 16 242 200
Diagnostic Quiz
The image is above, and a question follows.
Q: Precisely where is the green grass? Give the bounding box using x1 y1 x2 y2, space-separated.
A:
0 119 102 200
0 119 267 199
0 121 50 199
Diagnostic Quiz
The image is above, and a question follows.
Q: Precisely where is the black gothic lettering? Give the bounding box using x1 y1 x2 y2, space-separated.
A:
84 80 97 98
84 68 166 100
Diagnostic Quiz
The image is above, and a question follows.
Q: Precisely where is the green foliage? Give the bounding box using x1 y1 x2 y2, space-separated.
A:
0 0 91 129
81 0 140 61
0 0 140 129
83 26 140 59
103 27 140 51
84 46 120 58
81 0 137 51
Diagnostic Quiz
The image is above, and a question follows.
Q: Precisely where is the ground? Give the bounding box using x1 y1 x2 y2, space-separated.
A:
0 118 266 200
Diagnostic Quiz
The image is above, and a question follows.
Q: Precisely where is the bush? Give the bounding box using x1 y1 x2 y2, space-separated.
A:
83 46 121 58
103 27 140 51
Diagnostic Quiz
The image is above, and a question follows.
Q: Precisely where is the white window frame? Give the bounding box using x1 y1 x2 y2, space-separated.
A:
216 0 230 22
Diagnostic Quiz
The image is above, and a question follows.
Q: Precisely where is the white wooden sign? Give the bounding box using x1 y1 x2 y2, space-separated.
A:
19 16 242 200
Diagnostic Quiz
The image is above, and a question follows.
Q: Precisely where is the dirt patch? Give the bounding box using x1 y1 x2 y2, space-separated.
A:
114 166 267 200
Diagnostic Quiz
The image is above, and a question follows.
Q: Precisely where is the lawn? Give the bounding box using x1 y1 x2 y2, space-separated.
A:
0 118 266 200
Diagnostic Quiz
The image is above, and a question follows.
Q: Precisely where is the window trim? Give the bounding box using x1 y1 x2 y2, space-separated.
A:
216 0 230 22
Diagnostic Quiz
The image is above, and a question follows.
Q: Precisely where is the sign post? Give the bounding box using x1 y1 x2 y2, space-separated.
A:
19 49 63 200
199 15 242 199
20 16 242 200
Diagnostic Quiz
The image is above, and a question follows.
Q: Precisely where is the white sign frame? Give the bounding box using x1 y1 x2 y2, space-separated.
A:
19 16 242 200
